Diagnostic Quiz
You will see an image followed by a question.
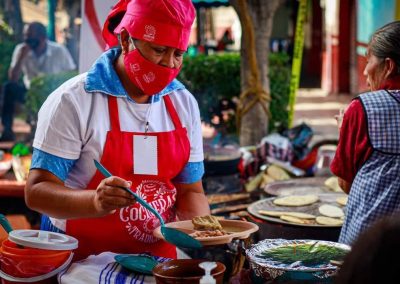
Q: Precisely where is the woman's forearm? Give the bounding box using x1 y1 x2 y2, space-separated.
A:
26 169 135 219
174 181 210 220
25 181 101 219
25 169 102 219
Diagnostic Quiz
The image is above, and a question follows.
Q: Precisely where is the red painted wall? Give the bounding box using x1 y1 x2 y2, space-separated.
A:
338 0 351 93
307 0 323 79
357 49 368 92
331 41 339 94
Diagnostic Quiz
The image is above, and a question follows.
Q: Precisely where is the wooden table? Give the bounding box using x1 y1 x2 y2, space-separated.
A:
0 214 31 242
0 171 40 230
0 172 25 198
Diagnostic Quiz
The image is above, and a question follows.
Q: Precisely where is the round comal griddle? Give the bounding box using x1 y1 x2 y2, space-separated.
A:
248 193 346 228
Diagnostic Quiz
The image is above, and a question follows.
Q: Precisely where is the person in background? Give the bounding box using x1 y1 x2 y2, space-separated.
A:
1 21 76 141
331 21 400 245
25 0 210 263
335 216 400 284
216 28 234 52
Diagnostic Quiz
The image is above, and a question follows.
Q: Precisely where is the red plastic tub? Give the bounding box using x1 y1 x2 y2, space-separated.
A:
0 239 70 280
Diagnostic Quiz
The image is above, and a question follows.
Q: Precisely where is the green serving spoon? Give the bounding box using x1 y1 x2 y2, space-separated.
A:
115 254 159 275
0 214 24 248
94 160 202 249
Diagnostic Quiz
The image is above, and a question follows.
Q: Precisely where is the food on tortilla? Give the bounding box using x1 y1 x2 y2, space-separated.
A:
273 195 319 207
316 216 344 226
192 215 223 231
190 229 227 238
267 165 290 181
324 176 342 192
258 210 316 219
280 215 314 225
318 204 344 218
336 196 348 206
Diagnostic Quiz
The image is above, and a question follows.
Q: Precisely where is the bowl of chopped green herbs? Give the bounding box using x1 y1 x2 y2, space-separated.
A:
246 239 350 282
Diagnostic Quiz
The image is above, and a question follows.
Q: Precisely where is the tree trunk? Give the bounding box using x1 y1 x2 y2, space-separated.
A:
47 0 57 41
64 0 81 65
230 0 285 146
4 0 23 41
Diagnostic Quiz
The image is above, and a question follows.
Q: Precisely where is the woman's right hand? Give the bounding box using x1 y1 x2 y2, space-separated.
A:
335 108 345 131
93 176 136 215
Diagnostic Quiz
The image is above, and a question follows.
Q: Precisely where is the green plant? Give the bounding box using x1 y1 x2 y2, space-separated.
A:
178 52 291 134
26 71 78 122
178 53 241 121
269 52 291 131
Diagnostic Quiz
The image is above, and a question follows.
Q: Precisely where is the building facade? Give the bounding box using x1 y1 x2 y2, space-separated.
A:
322 0 400 94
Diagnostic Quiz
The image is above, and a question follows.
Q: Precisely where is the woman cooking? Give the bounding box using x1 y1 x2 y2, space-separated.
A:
25 0 210 261
331 21 400 245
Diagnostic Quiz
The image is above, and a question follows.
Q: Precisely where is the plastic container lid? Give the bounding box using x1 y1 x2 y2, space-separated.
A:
8 230 78 250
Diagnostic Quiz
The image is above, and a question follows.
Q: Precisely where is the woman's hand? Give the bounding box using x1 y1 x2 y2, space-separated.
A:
335 108 345 131
93 176 136 215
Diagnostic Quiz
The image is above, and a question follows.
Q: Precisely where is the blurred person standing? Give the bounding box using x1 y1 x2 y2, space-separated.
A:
1 21 76 141
216 28 234 52
331 21 400 245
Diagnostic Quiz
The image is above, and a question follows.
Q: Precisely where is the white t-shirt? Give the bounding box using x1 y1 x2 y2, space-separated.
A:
11 40 76 88
33 73 204 190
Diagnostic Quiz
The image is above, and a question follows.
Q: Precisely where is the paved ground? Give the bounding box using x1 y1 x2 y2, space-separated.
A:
293 88 354 145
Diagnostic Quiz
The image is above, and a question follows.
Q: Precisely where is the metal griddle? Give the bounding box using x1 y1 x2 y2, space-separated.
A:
247 193 346 228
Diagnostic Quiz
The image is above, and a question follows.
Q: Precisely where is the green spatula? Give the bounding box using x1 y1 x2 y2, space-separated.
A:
0 214 13 233
94 160 202 249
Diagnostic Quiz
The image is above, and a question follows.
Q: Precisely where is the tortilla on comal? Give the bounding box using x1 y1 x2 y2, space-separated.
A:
258 210 315 219
280 215 313 225
273 195 319 207
316 216 344 226
318 204 344 218
336 196 348 206
324 176 342 192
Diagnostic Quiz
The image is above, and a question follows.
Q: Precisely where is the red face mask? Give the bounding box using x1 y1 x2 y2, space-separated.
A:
123 42 181 96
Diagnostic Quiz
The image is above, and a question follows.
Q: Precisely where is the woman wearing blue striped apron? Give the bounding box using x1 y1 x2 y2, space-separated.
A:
331 21 400 245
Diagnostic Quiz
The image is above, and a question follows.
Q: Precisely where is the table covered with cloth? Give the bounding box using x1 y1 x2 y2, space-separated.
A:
57 252 171 284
